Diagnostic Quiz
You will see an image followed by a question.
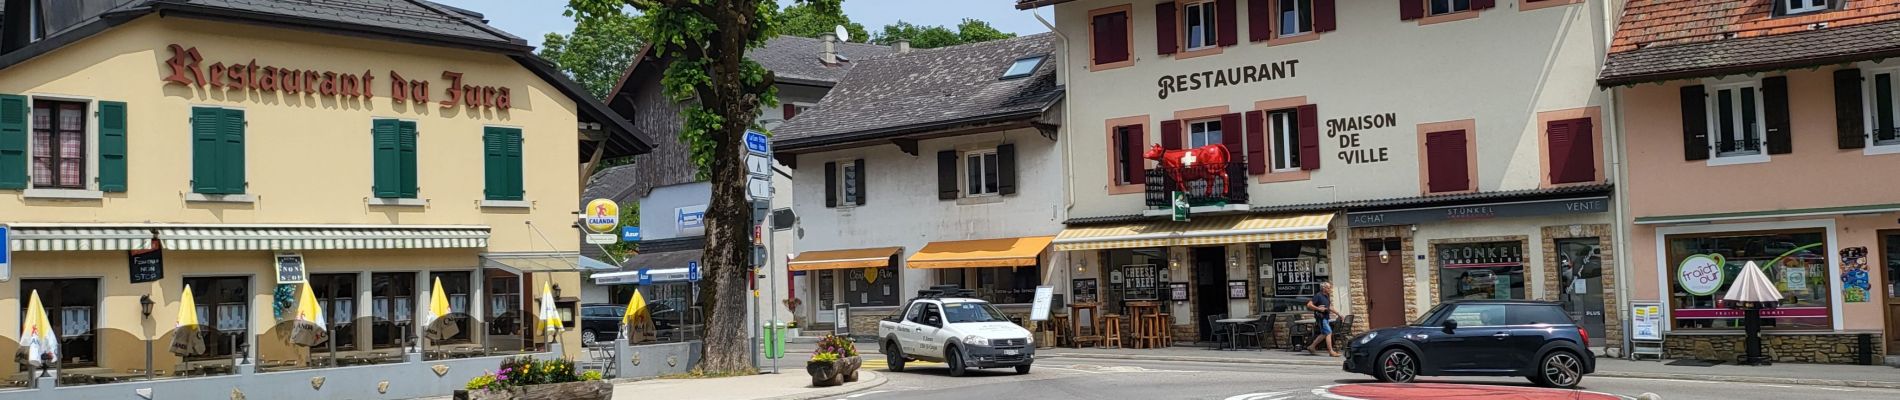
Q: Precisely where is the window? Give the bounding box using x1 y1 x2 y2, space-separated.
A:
373 119 418 198
1708 83 1766 159
21 279 98 367
30 99 85 189
183 276 248 360
1279 0 1313 36
1257 241 1329 314
1112 124 1145 186
938 265 1041 304
1445 303 1508 326
828 160 862 207
964 149 1000 197
1267 110 1300 171
1868 70 1900 148
1183 1 1217 50
1666 229 1832 331
487 274 521 333
371 272 416 349
1089 8 1130 67
1781 0 1829 15
1507 304 1575 326
1430 0 1471 15
843 262 899 307
1187 119 1223 148
191 106 246 195
1002 56 1045 79
308 273 358 350
483 126 523 201
429 271 474 345
944 302 1012 323
1437 241 1527 301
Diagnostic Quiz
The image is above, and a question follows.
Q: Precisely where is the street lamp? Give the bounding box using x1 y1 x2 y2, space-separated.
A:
140 295 154 319
140 294 154 381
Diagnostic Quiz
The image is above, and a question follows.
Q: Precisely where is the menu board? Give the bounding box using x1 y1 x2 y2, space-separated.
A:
128 244 165 284
1071 278 1099 304
1630 303 1663 341
1169 283 1189 301
1121 264 1160 301
1273 258 1317 297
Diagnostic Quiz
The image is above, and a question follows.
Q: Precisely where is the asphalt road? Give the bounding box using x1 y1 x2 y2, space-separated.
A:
784 344 1900 400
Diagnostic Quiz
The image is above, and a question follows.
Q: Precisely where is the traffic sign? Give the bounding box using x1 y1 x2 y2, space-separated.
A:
748 176 772 200
687 261 701 283
638 268 652 286
746 154 773 177
753 245 767 267
744 130 771 155
1 224 14 281
622 226 641 242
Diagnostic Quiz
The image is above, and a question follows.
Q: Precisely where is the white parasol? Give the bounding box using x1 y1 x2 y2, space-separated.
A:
1723 261 1784 304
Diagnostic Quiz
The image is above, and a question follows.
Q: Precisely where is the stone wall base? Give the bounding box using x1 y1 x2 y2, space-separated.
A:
1662 333 1886 365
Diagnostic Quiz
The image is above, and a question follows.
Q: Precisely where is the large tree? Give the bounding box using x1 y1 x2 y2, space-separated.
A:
872 18 1015 49
778 1 867 42
539 9 645 99
568 0 806 374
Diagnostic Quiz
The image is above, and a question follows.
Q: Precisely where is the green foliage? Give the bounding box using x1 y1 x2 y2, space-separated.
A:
602 201 640 260
779 2 868 42
808 352 840 365
812 334 857 358
465 373 500 391
872 18 1017 49
541 8 645 99
488 356 581 387
580 370 604 381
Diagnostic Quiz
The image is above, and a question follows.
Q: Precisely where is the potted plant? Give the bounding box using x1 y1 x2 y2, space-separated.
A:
454 356 609 400
805 334 860 387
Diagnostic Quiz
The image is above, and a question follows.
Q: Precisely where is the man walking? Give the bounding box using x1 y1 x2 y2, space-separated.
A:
1305 282 1340 357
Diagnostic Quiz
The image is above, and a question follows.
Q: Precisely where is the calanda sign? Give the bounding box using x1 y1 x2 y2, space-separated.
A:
161 44 514 110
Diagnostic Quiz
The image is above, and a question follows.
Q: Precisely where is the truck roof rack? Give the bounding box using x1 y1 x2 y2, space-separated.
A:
915 285 976 300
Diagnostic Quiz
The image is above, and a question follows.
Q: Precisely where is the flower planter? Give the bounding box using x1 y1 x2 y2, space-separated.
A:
453 380 613 400
807 356 862 387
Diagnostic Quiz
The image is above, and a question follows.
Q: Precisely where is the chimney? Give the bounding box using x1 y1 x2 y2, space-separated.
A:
819 33 839 64
894 39 912 54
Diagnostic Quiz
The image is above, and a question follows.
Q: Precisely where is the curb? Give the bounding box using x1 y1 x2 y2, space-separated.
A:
1042 353 1900 390
762 370 889 400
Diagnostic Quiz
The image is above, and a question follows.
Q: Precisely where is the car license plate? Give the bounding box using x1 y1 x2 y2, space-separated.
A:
1004 349 1019 355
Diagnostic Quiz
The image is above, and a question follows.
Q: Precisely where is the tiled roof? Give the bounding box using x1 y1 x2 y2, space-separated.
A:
1610 0 1900 54
772 33 1063 151
1600 18 1900 85
751 36 898 85
1063 184 1614 226
191 0 522 45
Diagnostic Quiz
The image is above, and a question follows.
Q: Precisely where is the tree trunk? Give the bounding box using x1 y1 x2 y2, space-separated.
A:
697 2 763 374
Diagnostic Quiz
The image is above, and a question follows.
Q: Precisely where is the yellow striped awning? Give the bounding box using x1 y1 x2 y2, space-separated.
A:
1052 213 1335 251
789 247 902 271
906 236 1053 269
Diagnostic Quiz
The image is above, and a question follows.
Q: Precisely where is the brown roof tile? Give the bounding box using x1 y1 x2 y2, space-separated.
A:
1611 0 1900 54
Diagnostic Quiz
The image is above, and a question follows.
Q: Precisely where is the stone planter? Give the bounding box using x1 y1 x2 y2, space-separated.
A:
806 356 862 387
453 380 613 400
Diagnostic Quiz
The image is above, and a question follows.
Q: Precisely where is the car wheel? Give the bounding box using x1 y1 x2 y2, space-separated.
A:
581 330 597 347
1534 351 1584 388
1376 348 1418 383
946 346 968 377
885 341 906 372
1015 364 1031 375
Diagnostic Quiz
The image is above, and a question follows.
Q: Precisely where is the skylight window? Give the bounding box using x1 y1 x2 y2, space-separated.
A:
1002 56 1045 80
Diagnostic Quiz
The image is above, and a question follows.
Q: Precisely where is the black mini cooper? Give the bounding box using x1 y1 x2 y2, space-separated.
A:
1344 300 1595 388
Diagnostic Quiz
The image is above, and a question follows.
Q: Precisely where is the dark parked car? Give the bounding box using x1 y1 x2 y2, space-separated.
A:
579 303 681 346
1344 300 1594 388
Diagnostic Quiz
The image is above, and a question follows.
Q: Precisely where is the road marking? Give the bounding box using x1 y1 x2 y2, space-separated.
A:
1759 384 1795 388
840 390 890 399
1222 391 1288 400
1817 387 1855 392
1312 385 1361 400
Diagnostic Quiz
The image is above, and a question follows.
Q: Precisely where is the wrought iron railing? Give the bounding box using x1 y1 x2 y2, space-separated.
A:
1144 160 1248 209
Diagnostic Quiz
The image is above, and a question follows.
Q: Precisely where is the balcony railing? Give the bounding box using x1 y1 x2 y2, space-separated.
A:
1145 160 1248 209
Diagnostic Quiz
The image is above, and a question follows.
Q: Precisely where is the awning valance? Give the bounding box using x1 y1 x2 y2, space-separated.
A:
158 226 489 250
1053 213 1334 251
7 227 153 251
789 247 902 271
482 252 582 273
906 236 1053 269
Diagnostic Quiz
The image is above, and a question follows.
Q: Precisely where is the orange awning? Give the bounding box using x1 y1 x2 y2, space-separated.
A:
905 236 1053 269
788 247 902 271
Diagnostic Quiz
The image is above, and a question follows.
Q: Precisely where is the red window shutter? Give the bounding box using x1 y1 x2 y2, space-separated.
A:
1549 118 1596 184
1546 119 1574 184
1092 11 1131 65
1122 124 1148 184
1472 0 1496 10
1161 119 1184 149
1216 0 1239 47
783 104 798 120
1156 2 1179 55
1400 0 1424 20
1220 113 1244 156
1247 0 1272 42
1245 110 1267 174
1297 104 1321 171
1426 130 1469 193
1315 0 1338 32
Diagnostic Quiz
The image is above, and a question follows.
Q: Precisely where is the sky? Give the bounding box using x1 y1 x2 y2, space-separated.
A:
434 0 1052 50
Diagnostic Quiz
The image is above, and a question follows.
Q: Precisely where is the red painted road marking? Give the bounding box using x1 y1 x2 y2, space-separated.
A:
1324 383 1624 400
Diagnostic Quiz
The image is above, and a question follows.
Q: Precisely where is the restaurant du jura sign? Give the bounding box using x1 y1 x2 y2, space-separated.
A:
1677 254 1725 296
584 198 620 245
162 44 513 110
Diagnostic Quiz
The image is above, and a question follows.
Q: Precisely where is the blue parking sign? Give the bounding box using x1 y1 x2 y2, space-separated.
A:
687 261 700 282
744 130 770 155
0 225 10 281
622 226 640 242
638 268 652 286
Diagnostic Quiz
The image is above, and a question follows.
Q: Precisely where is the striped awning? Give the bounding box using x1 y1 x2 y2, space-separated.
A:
158 227 489 250
907 236 1053 269
7 227 154 251
1052 213 1334 251
789 247 902 271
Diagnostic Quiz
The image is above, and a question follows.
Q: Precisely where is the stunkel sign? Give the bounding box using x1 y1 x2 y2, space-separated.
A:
162 44 513 110
1347 197 1610 227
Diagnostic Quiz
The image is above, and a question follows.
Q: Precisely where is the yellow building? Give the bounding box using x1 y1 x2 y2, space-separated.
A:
0 0 648 384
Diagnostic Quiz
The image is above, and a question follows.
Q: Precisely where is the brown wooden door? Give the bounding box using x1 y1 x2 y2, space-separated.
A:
1882 232 1900 355
1364 240 1405 329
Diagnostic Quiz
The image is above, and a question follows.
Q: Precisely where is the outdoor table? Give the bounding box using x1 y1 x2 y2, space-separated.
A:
1214 317 1253 350
1068 303 1103 348
1287 318 1318 351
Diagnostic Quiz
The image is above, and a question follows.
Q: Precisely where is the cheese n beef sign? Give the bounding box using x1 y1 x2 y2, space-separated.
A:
161 44 513 110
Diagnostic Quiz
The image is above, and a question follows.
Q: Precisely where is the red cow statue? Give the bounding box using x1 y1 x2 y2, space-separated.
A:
1144 143 1231 195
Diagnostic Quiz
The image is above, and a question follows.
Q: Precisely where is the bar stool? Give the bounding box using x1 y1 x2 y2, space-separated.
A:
1051 315 1071 347
1157 313 1173 347
1099 314 1123 349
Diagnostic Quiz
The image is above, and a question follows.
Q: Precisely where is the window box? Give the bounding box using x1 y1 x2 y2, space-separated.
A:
186 193 256 203
23 188 103 200
480 200 531 209
369 197 429 207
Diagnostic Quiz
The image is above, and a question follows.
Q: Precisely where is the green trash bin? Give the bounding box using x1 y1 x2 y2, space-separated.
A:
764 321 787 359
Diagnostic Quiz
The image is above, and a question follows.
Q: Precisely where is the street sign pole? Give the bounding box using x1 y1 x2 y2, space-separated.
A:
742 130 774 372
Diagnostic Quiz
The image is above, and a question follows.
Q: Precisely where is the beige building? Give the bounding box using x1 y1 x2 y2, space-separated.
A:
0 0 647 385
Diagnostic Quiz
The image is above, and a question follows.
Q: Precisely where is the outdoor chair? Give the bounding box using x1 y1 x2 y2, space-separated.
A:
1233 314 1277 350
1286 317 1310 351
1204 314 1230 347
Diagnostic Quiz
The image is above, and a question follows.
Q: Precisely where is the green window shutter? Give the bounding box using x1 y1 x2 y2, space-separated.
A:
503 128 523 201
372 119 400 198
399 120 418 198
97 101 129 192
0 94 27 189
221 108 246 194
190 107 223 194
483 127 503 200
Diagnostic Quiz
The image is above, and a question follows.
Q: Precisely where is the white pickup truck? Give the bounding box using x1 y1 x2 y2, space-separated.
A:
878 293 1035 377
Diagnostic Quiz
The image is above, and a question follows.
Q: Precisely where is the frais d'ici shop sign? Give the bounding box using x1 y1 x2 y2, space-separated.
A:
161 44 514 110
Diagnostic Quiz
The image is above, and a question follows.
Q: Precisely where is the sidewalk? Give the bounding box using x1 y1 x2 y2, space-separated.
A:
608 370 885 400
1040 345 1900 389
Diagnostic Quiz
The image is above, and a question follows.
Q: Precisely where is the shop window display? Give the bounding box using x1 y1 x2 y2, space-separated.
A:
1667 230 1831 330
1257 241 1330 313
1438 242 1527 301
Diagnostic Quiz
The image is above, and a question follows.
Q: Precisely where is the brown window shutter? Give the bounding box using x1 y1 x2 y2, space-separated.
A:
1247 0 1272 42
1836 68 1867 149
1156 2 1179 55
1426 130 1469 193
1548 118 1595 184
1680 85 1710 161
1216 0 1239 47
1161 119 1183 149
1547 119 1573 184
1400 0 1424 20
938 150 959 200
1121 125 1147 184
1092 11 1131 65
1245 110 1267 174
853 159 867 206
783 104 798 120
1315 0 1338 32
1220 113 1244 155
1298 104 1321 171
997 143 1018 195
1763 76 1792 154
824 161 839 207
1472 0 1496 9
